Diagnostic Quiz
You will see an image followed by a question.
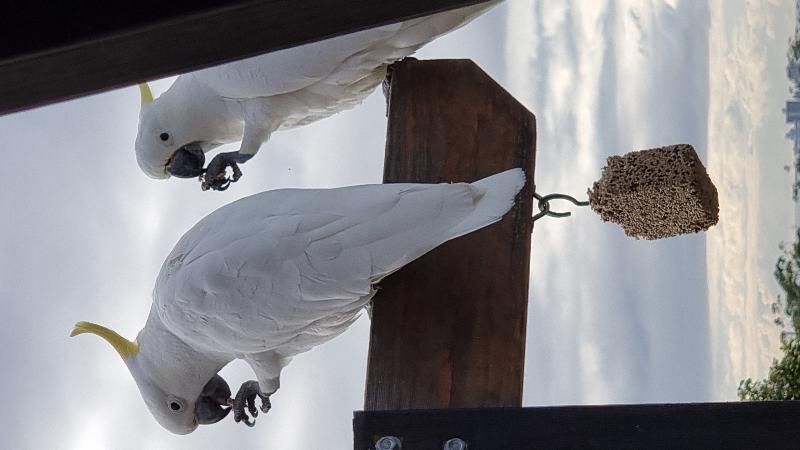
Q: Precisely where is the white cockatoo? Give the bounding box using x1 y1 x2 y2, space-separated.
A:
134 1 498 191
71 168 524 434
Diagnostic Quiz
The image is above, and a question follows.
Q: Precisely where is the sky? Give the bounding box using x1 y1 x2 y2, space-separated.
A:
706 0 798 398
0 0 796 448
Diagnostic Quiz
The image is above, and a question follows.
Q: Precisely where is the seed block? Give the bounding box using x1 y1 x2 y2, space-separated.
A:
588 144 719 240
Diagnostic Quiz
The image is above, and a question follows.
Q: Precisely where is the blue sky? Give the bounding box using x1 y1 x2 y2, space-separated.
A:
0 0 796 448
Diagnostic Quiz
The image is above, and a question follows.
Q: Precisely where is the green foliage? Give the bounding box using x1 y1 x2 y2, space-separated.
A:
738 339 800 401
788 14 800 97
740 229 800 400
790 34 800 67
794 157 800 202
772 228 800 332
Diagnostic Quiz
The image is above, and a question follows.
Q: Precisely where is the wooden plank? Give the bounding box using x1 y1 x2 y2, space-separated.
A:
364 59 536 411
0 0 491 115
353 402 800 449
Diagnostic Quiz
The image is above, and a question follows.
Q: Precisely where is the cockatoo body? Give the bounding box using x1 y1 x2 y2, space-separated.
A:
72 168 525 433
134 2 498 190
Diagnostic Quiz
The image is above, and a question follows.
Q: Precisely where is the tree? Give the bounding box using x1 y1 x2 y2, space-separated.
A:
789 34 800 65
772 229 800 332
788 34 800 98
738 230 800 400
738 339 800 401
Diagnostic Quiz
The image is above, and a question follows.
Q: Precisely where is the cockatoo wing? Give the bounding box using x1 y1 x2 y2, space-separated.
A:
186 2 497 100
188 24 402 99
153 168 523 356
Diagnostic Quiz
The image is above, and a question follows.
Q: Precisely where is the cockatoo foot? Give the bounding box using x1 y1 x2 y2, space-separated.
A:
201 151 252 191
232 380 271 427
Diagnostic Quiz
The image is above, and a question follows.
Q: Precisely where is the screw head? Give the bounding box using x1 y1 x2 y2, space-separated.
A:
376 436 401 450
444 438 467 450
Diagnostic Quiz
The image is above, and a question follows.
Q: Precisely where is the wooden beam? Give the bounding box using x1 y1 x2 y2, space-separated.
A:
353 402 800 449
364 59 536 411
0 0 491 115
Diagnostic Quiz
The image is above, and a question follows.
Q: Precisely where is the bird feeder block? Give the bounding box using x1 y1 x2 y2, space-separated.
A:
588 144 719 240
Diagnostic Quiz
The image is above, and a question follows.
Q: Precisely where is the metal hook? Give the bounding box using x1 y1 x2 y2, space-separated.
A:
532 190 590 222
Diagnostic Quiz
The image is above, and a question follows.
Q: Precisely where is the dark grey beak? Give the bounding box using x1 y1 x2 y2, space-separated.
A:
166 143 205 178
195 374 232 425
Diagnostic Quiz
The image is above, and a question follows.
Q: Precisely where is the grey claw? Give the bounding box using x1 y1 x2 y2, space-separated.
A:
233 380 270 427
230 162 243 182
242 416 256 427
247 395 258 418
260 396 271 413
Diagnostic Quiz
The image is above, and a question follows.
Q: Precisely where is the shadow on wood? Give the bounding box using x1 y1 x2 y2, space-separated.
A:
364 59 536 412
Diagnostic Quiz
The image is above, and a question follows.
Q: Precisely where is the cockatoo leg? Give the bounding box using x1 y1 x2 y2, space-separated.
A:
232 380 271 427
201 151 252 191
231 351 286 426
201 121 272 191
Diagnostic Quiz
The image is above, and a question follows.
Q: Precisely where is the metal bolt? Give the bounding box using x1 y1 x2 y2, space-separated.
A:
375 436 401 450
444 438 467 450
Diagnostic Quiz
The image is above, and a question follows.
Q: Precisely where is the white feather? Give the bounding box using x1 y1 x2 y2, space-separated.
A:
154 168 524 358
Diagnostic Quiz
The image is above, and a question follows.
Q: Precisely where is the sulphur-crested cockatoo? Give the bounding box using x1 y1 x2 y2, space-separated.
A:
71 168 524 433
134 1 498 191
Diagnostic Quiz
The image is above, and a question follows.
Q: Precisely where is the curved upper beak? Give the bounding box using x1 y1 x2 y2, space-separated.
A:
195 374 233 425
166 142 206 178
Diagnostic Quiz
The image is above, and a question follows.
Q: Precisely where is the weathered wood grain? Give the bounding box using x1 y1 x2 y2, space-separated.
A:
364 59 536 411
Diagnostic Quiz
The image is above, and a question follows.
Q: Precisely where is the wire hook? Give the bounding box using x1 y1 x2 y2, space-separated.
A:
532 191 590 222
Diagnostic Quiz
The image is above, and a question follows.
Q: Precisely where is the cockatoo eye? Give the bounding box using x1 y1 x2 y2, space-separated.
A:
166 396 186 414
159 132 170 142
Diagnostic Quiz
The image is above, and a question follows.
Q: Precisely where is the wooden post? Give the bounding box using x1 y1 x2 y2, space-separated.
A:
364 59 536 411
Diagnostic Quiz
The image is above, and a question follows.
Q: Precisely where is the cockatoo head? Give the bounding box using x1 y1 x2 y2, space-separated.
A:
70 321 233 434
134 83 209 181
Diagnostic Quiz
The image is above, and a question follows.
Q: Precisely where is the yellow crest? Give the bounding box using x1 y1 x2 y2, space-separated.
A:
71 321 139 359
138 83 154 105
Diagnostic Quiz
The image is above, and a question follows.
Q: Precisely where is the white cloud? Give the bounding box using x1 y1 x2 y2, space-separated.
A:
706 0 796 399
70 414 109 450
508 0 712 405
